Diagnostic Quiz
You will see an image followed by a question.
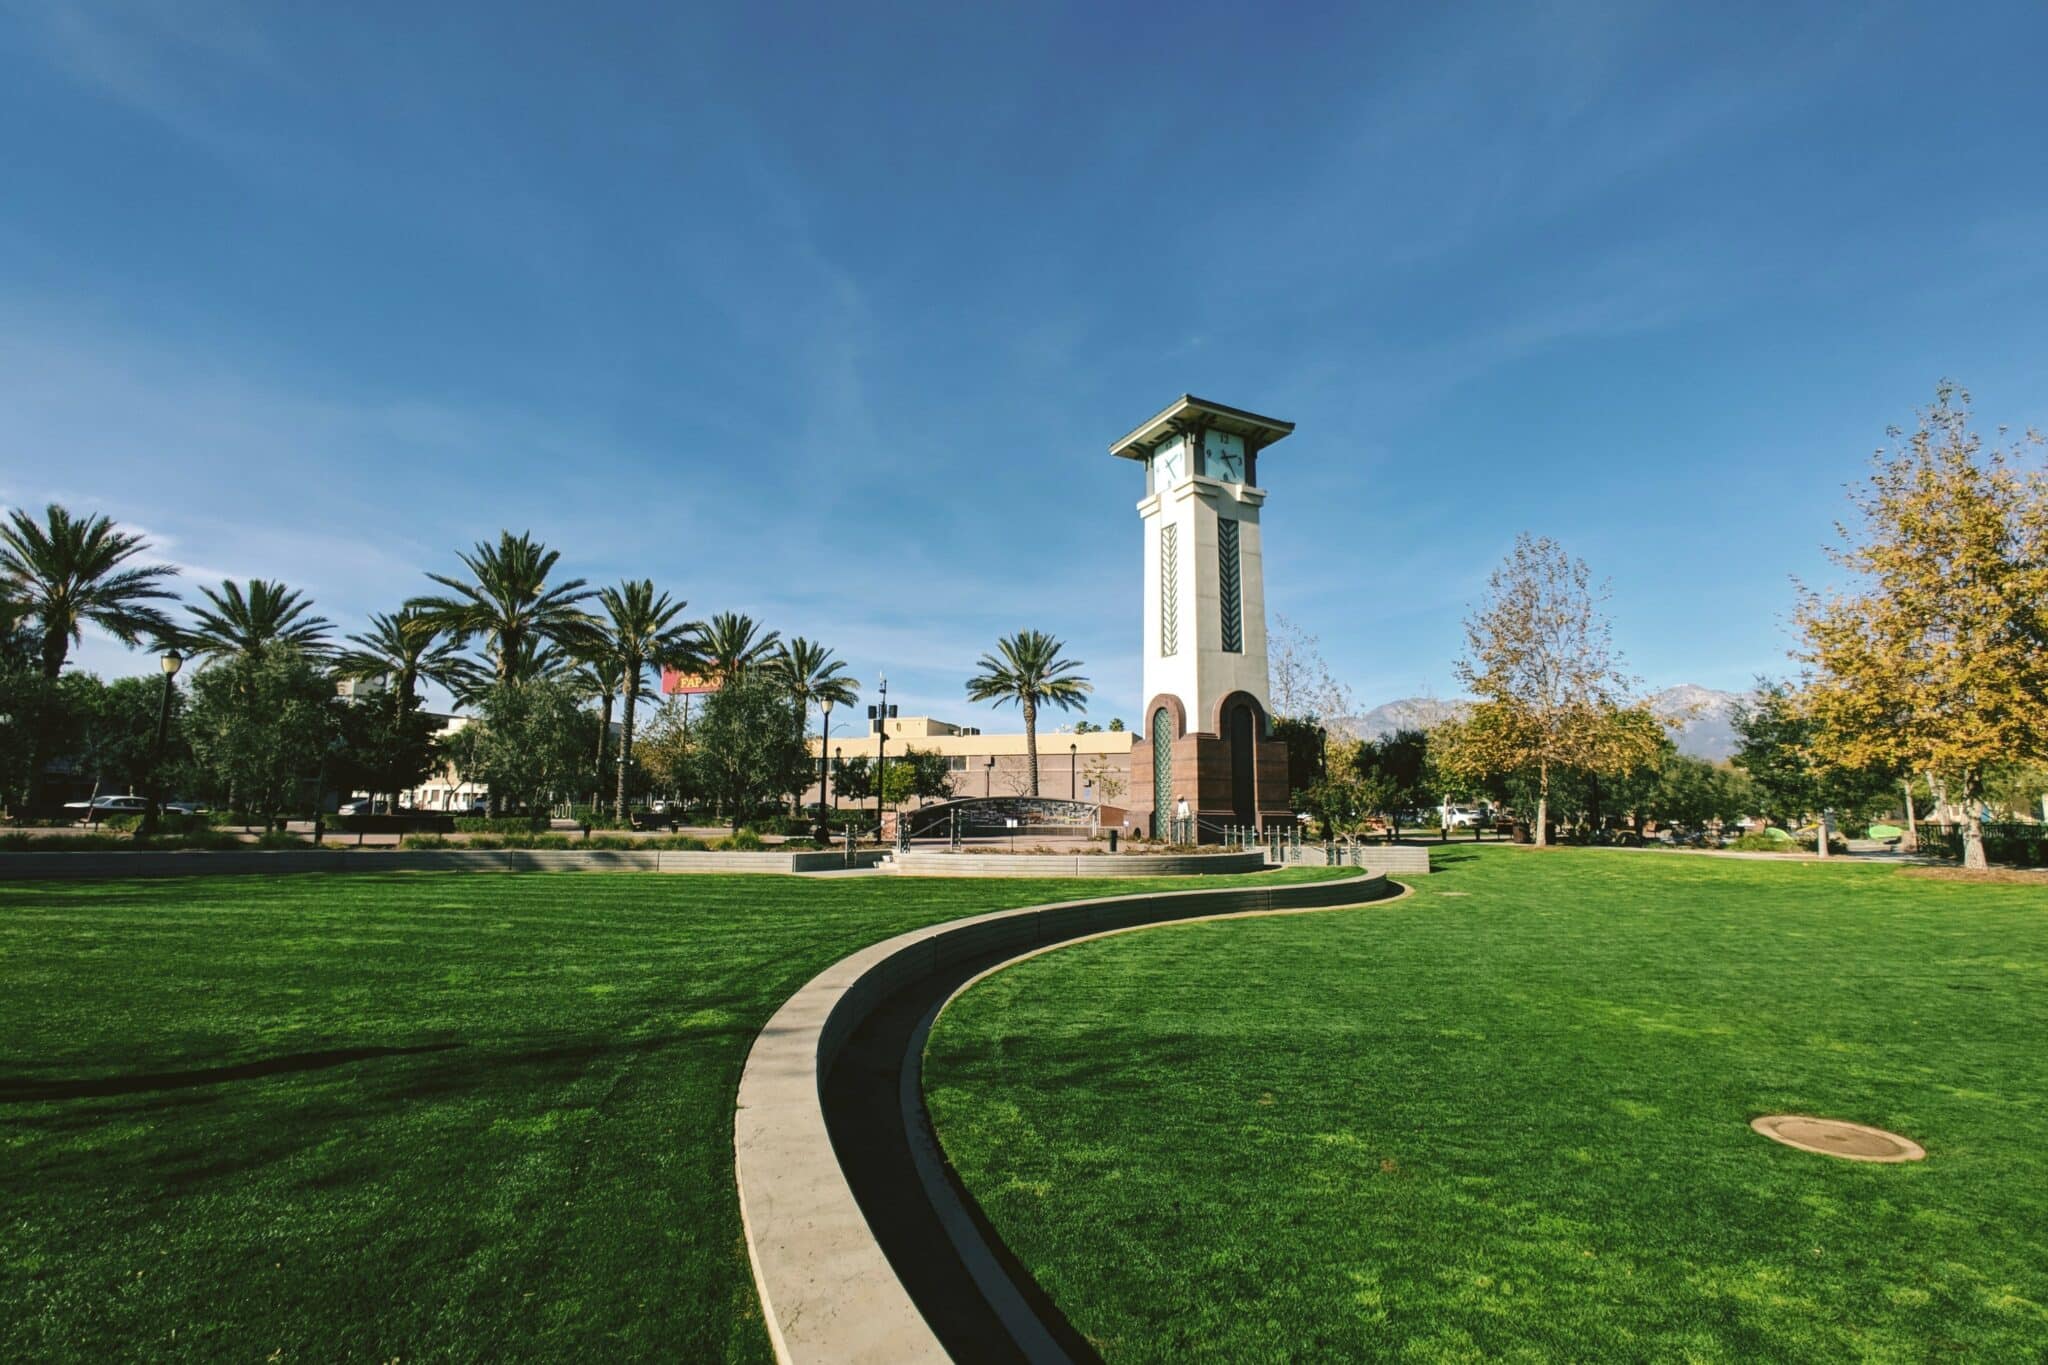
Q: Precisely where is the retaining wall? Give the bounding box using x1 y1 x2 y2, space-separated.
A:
1280 843 1433 874
0 849 889 879
886 848 1269 877
735 870 1397 1364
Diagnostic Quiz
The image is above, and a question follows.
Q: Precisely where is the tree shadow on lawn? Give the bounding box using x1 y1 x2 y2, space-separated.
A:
0 1042 469 1102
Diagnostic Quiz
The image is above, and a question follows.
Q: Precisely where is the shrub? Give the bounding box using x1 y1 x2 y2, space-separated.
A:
402 834 454 849
1729 831 1794 853
454 816 548 834
254 830 307 850
713 829 765 852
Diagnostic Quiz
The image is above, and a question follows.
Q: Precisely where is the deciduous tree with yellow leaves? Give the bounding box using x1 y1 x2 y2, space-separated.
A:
1797 383 2048 870
1435 534 1663 846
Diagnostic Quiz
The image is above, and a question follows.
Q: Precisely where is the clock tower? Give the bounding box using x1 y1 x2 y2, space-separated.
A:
1111 395 1295 840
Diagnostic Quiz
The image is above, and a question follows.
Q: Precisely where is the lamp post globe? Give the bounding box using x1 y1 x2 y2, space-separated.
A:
161 647 184 677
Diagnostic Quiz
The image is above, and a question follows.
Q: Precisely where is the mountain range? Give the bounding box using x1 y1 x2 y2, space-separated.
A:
1336 685 1751 762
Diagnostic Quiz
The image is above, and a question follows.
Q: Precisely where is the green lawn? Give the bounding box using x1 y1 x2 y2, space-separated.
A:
925 847 2048 1361
0 867 1335 1361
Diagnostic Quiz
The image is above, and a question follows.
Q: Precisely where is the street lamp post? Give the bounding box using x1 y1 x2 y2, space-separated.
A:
832 747 843 813
140 647 183 837
872 675 889 842
1070 741 1078 800
817 698 833 839
985 754 996 798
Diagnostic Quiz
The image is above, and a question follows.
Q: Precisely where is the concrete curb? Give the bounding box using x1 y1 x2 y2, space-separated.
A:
733 870 1397 1364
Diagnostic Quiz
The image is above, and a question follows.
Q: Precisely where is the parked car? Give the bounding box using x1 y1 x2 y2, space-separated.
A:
1438 804 1485 828
163 801 211 816
338 798 395 816
63 794 150 821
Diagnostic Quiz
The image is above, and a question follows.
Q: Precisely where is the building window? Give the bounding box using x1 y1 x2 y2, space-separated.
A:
1160 523 1180 657
1218 518 1243 653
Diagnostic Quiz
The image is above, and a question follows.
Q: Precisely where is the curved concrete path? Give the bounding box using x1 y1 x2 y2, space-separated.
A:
734 871 1401 1363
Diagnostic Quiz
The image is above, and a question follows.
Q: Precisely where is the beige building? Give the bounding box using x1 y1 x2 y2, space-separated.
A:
807 716 1134 807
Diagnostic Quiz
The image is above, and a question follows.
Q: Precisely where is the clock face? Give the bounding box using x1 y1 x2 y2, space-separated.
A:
1155 437 1187 486
1202 429 1246 482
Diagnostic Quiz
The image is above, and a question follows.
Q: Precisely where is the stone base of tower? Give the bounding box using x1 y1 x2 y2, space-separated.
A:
1126 730 1293 843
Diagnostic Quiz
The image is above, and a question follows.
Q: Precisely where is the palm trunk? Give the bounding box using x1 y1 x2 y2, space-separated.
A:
1535 761 1550 847
615 687 637 821
595 692 614 809
1959 769 1987 870
1024 697 1039 796
25 634 68 814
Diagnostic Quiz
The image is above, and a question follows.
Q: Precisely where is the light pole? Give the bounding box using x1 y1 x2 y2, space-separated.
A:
817 697 833 837
985 754 996 797
872 674 889 841
832 747 843 814
140 647 183 837
1070 741 1078 800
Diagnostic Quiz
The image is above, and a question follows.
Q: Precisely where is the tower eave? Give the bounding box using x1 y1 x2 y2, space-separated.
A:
1108 394 1296 461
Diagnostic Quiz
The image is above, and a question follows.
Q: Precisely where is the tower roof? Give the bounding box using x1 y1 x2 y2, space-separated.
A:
1109 395 1295 461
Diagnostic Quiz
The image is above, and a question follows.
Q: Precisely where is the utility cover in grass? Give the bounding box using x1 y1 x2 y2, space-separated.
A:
1751 1115 1926 1162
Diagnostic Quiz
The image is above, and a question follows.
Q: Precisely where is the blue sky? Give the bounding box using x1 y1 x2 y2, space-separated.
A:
4 1 2045 725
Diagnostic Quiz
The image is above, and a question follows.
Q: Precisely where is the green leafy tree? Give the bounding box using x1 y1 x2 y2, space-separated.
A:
898 746 955 806
635 696 696 806
1354 727 1433 840
835 755 874 807
1732 678 1891 832
964 630 1092 796
1296 735 1371 839
446 679 592 816
183 579 333 664
1796 384 2048 868
332 691 440 813
409 532 594 687
690 674 811 828
185 648 339 824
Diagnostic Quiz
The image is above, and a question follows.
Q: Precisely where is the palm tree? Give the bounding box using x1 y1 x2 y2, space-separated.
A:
336 607 475 707
699 611 780 684
407 532 595 686
591 580 698 819
568 652 625 807
964 630 1092 796
767 638 859 811
0 503 179 679
183 578 334 665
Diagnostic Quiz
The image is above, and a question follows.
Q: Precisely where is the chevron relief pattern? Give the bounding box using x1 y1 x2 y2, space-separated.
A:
1160 523 1180 656
1218 517 1243 653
